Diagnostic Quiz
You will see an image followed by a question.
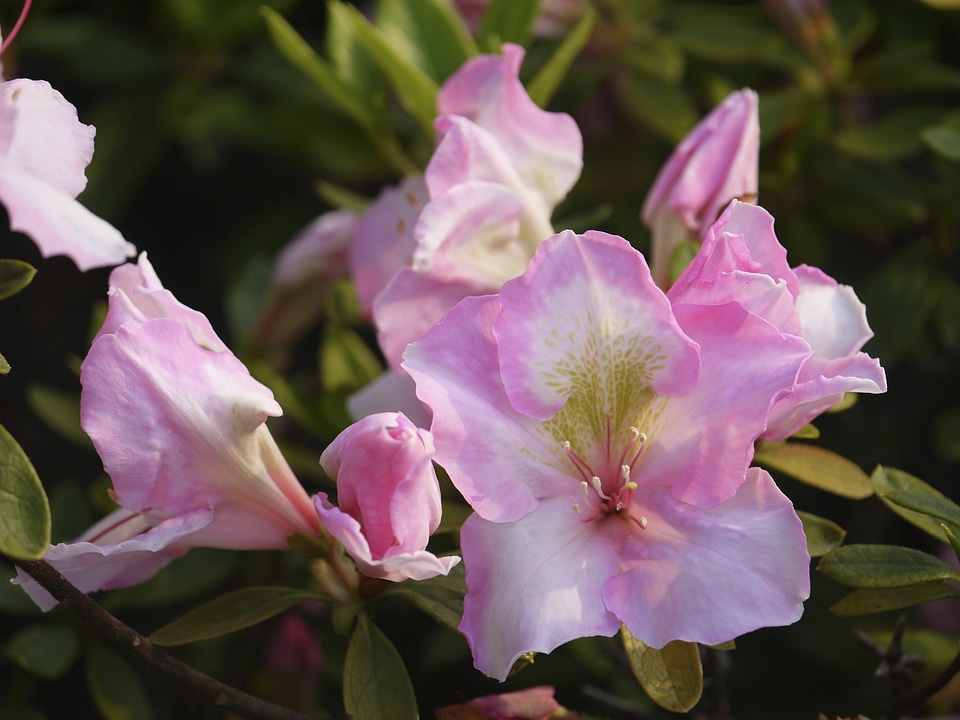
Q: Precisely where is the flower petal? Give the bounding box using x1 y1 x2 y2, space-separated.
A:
458 498 623 681
404 296 565 522
495 230 700 422
437 43 582 207
13 508 213 612
2 79 94 197
601 468 810 648
0 166 135 270
314 495 459 582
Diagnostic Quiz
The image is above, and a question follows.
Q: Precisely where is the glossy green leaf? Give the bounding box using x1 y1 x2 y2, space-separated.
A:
477 0 539 52
86 644 154 720
818 544 960 588
922 120 960 160
26 383 91 448
376 0 477 83
527 8 596 107
150 586 324 646
621 627 702 713
798 512 846 557
830 582 960 616
7 623 79 680
344 613 419 720
753 442 873 499
379 564 465 631
0 260 36 302
338 3 438 137
872 466 960 542
261 7 376 131
0 353 9 375
0 424 51 560
835 108 943 161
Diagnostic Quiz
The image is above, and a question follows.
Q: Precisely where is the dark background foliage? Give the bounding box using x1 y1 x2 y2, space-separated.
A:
1 0 959 718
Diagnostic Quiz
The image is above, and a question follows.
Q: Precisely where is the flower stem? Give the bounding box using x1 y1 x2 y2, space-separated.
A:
13 557 325 720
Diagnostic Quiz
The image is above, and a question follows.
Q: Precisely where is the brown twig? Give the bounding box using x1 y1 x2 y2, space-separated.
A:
14 558 323 720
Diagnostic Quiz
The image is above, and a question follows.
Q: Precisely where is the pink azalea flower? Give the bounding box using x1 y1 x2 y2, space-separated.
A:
351 175 429 317
669 200 886 440
373 44 582 371
315 412 460 582
641 89 759 288
437 685 577 720
16 253 320 609
0 74 135 269
404 230 811 680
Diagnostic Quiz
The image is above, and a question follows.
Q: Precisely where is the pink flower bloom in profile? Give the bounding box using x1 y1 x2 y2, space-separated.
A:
404 231 811 680
16 253 320 610
641 89 759 288
437 685 579 720
0 74 135 269
316 412 460 582
669 200 886 440
373 44 582 371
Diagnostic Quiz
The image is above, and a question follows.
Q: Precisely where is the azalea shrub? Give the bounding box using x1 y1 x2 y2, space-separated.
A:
1 1 959 719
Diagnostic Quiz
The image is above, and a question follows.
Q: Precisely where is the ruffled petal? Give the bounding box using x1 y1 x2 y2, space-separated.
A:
602 468 809 648
458 498 623 681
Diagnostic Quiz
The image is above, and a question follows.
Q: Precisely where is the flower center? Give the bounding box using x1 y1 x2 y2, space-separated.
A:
563 420 649 529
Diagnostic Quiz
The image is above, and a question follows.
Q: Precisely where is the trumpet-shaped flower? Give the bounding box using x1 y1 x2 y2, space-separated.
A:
16 253 320 610
404 230 811 679
316 412 459 582
642 89 759 288
0 75 135 269
373 44 581 371
669 201 886 439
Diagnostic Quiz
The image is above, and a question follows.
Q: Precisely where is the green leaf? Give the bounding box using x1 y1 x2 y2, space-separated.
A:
327 0 384 101
944 524 960 561
922 120 960 160
338 3 439 137
798 511 846 557
830 582 960 616
617 70 697 143
527 8 596 107
260 7 376 131
0 353 9 375
667 240 700 286
753 441 873 499
622 628 702 713
376 0 477 83
477 0 539 52
826 392 858 413
0 424 51 560
915 0 960 8
872 466 960 542
344 613 419 720
7 623 80 680
86 644 154 720
817 544 960 588
149 586 324 646
26 383 91 448
835 107 943 161
379 564 465 631
0 260 36 302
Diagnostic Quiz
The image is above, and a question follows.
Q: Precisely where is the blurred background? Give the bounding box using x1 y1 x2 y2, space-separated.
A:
0 0 959 717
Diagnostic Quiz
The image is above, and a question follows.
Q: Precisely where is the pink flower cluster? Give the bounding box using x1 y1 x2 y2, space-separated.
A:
13 40 887 690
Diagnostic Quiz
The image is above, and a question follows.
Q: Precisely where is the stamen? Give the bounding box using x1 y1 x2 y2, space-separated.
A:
636 515 649 530
562 440 595 484
590 476 612 501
